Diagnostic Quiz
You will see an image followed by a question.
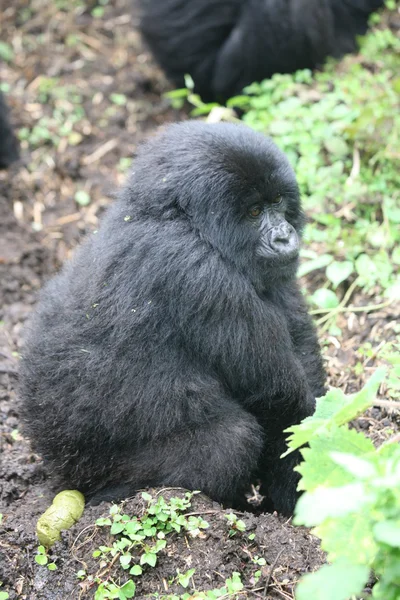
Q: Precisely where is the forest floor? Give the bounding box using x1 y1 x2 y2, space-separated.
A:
0 1 399 599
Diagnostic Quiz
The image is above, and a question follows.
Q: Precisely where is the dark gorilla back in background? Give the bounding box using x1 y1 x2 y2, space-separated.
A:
0 92 19 168
20 122 325 514
139 0 384 101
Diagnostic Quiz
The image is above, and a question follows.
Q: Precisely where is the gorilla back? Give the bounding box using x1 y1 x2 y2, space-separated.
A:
139 0 384 101
20 121 325 514
0 92 19 169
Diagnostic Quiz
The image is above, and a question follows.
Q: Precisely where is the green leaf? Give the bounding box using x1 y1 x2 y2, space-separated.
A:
310 288 339 309
110 93 127 106
96 517 112 526
120 580 136 598
332 367 386 425
129 565 143 576
295 562 369 600
373 521 400 547
74 190 91 206
330 452 377 479
140 552 157 567
110 522 125 535
284 371 384 458
177 568 196 588
153 539 167 552
226 572 243 594
298 254 333 278
297 426 375 491
294 483 371 526
35 554 48 566
47 563 57 571
315 513 378 563
120 553 132 569
326 260 354 288
141 492 152 502
0 42 14 62
324 136 349 157
0 592 10 600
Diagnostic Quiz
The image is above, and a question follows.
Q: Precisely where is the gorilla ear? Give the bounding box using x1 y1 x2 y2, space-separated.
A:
212 26 244 99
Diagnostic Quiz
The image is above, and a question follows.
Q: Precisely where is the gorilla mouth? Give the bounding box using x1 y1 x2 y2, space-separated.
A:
256 243 299 265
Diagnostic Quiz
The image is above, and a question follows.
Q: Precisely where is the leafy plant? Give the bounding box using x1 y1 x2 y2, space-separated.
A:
285 363 400 600
90 492 209 598
224 512 246 537
34 545 57 570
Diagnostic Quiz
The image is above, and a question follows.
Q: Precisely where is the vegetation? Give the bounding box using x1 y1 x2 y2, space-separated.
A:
288 352 400 600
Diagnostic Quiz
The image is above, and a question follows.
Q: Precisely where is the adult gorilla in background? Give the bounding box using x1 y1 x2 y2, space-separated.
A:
20 121 325 514
139 0 384 101
0 92 19 168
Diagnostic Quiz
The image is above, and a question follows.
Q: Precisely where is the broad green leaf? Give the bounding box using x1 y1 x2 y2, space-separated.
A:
314 388 349 420
315 514 378 563
297 426 374 491
373 521 400 547
74 190 91 206
140 552 157 567
326 260 354 288
332 368 386 425
294 483 370 526
298 254 333 278
324 136 349 157
283 388 353 457
129 565 143 576
310 288 339 309
120 553 132 569
282 418 327 457
0 42 14 62
284 371 385 457
295 562 369 600
330 452 377 479
110 522 125 535
120 580 136 598
226 572 243 593
177 568 196 588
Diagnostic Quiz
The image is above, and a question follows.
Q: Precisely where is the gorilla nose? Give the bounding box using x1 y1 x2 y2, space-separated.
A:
270 225 299 257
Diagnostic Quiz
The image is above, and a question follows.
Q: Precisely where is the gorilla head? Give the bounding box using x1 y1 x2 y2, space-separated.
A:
125 122 305 285
20 121 325 514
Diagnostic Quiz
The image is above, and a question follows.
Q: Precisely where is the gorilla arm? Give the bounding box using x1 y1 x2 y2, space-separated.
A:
165 241 313 420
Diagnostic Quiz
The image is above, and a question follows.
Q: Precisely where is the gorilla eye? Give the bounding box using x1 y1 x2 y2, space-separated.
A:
248 206 262 218
271 195 282 205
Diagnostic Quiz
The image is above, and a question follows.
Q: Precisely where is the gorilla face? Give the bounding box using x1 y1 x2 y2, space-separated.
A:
166 123 304 283
247 197 300 263
130 122 304 284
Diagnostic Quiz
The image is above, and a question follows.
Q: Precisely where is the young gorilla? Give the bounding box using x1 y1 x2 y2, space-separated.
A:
139 0 384 101
0 92 19 169
20 122 326 514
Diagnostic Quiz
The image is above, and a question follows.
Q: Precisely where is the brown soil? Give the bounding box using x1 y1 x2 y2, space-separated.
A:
0 1 398 599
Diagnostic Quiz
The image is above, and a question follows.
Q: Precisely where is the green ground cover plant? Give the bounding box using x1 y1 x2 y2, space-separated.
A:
288 357 400 600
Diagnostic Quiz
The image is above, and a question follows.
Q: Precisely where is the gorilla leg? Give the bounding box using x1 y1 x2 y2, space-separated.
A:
258 442 303 515
90 408 264 508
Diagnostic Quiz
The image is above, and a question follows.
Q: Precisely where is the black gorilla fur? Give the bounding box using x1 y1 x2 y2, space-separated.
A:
0 92 19 168
20 122 326 514
139 0 384 101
